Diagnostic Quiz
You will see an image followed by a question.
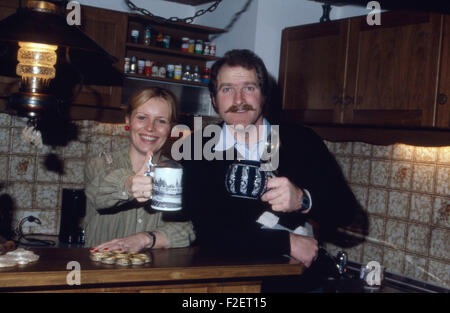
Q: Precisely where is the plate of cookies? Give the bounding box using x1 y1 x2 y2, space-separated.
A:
89 250 151 266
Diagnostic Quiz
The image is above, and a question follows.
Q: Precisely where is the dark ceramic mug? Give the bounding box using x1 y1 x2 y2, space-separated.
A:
225 160 275 199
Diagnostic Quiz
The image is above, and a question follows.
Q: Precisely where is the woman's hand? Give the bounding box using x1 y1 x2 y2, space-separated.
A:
125 151 153 202
91 232 153 253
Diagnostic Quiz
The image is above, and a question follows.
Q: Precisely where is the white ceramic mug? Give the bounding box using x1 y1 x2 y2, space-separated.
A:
151 166 183 211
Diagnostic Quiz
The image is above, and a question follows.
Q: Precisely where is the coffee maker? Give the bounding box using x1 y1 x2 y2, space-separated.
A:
59 188 86 245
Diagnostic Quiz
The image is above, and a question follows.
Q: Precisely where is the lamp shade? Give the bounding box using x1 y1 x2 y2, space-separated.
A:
0 4 122 86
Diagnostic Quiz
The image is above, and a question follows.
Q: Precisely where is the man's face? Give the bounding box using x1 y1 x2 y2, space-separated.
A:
212 65 264 128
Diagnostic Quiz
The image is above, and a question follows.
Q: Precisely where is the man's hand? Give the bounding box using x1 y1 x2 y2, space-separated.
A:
260 177 305 212
289 233 318 267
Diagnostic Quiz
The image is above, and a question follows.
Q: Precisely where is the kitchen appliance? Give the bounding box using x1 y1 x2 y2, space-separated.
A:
59 188 86 244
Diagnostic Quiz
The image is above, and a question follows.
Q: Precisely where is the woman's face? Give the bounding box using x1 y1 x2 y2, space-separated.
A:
126 97 172 157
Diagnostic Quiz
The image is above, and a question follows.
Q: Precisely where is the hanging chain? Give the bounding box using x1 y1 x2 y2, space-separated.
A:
124 0 222 24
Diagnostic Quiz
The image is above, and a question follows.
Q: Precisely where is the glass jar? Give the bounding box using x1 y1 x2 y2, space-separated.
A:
181 37 189 52
130 29 139 43
144 25 152 46
202 66 210 84
194 39 203 54
167 64 175 78
163 35 171 49
192 65 200 82
137 59 145 75
174 64 182 80
188 39 195 53
203 42 210 55
151 62 159 77
130 56 137 74
209 44 216 56
124 57 130 73
145 60 152 77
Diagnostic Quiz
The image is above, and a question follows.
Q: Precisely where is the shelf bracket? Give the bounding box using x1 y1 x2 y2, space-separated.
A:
320 3 332 23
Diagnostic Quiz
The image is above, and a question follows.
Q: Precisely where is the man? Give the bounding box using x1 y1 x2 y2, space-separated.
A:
181 49 359 272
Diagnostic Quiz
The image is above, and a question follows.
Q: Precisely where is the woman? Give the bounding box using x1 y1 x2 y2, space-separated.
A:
83 87 195 252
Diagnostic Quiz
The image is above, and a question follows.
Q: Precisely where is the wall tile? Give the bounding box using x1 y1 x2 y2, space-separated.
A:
410 194 433 223
111 136 130 153
12 209 57 235
351 158 370 185
62 159 85 184
336 156 352 181
335 142 352 155
36 156 60 183
0 128 10 153
350 184 368 208
428 260 450 289
372 145 392 159
12 116 28 127
435 166 449 196
353 142 372 157
367 188 388 215
432 197 450 228
437 147 450 165
392 144 414 161
346 244 363 263
0 156 8 182
112 123 128 137
362 242 384 265
64 140 87 159
429 228 450 260
91 122 113 135
406 224 430 255
412 164 435 193
390 162 413 190
385 219 407 250
368 215 385 242
387 191 410 219
414 147 438 163
404 254 427 281
34 184 59 209
9 155 35 182
370 160 391 187
0 113 11 127
383 247 405 275
10 128 37 154
87 134 112 157
6 182 33 209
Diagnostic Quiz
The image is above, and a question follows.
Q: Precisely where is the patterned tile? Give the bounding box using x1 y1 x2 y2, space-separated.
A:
353 142 372 157
383 247 405 275
87 134 112 157
432 197 450 228
370 160 391 187
62 159 85 184
367 188 388 215
404 254 427 281
0 128 10 153
429 228 450 260
335 142 352 155
12 116 28 127
406 224 430 255
12 209 57 235
410 194 433 223
345 244 363 263
350 184 368 208
392 144 414 161
387 191 410 219
385 219 407 250
0 113 11 127
390 162 413 190
437 146 450 165
0 156 8 181
372 145 392 159
34 184 59 209
9 155 35 182
36 156 60 183
336 156 352 181
435 166 449 196
91 121 113 135
10 128 37 154
362 242 384 265
368 215 385 242
414 147 438 163
111 136 130 153
412 164 435 193
351 158 370 185
428 260 450 288
112 123 128 137
6 182 33 209
64 140 87 159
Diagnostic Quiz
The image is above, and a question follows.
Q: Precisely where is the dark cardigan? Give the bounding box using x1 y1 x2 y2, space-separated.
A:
181 124 359 257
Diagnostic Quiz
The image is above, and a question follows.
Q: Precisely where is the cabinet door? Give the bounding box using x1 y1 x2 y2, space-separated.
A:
436 15 450 129
344 11 441 127
279 20 348 124
71 5 127 121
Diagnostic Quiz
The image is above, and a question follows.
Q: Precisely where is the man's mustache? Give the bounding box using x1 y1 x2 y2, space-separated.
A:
225 104 256 113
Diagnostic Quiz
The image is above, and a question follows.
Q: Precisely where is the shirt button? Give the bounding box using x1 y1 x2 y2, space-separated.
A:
137 218 142 224
122 191 127 196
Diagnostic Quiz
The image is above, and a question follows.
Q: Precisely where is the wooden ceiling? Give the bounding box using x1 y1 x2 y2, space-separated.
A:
163 0 217 6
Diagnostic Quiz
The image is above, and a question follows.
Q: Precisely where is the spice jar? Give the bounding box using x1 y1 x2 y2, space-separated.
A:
203 42 210 55
166 64 175 79
194 39 203 54
209 44 216 56
181 37 189 52
151 62 159 77
130 29 139 43
163 35 171 49
174 64 182 80
159 65 166 78
202 66 210 84
124 57 130 73
188 39 195 53
137 59 145 75
145 60 152 77
192 65 200 82
156 31 164 48
144 25 152 46
130 56 137 74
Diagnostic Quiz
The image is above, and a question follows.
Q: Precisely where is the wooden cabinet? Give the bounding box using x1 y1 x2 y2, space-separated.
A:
436 15 450 128
124 13 224 87
279 10 448 129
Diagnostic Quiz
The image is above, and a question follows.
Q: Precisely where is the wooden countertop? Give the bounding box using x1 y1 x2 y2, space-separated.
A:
0 247 305 292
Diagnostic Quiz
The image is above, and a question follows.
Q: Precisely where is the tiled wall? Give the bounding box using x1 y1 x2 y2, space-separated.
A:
0 112 449 289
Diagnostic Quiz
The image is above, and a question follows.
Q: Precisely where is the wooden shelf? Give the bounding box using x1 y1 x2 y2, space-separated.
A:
126 42 220 61
125 73 209 88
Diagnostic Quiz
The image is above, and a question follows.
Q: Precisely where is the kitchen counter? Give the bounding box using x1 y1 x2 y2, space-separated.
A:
0 247 305 293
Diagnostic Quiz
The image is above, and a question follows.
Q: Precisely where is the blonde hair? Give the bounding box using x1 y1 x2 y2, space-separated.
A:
127 87 178 124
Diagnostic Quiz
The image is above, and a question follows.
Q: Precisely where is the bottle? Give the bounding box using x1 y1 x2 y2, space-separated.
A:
181 37 189 52
145 60 152 77
124 57 130 73
130 29 139 43
167 64 175 79
159 65 166 78
203 42 210 55
209 44 216 56
151 62 159 77
163 35 171 49
188 39 195 53
202 66 210 84
144 25 152 46
192 65 200 82
182 64 192 81
130 56 137 74
174 64 182 80
156 31 164 48
194 39 203 54
137 59 145 75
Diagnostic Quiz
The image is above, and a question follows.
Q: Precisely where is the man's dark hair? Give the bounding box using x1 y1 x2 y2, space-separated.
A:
209 49 271 102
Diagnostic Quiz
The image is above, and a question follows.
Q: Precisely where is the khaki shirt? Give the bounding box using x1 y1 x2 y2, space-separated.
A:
83 147 196 248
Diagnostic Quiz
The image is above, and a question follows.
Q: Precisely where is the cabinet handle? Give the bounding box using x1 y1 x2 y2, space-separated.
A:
437 93 448 105
332 96 342 105
343 96 354 105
